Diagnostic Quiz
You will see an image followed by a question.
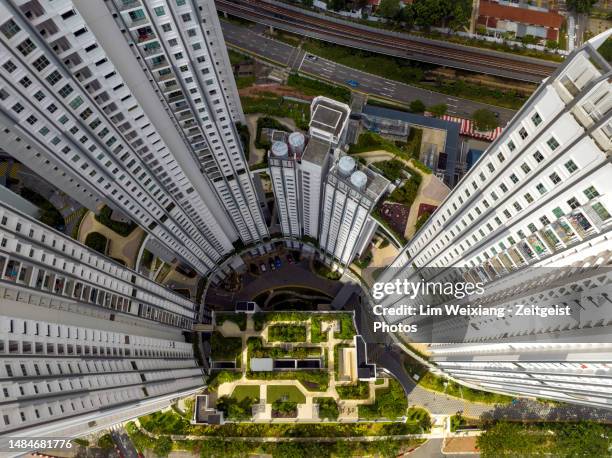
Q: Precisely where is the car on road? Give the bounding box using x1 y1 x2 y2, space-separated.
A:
286 254 294 264
305 54 318 61
346 79 359 88
260 263 267 272
274 256 281 269
269 259 276 270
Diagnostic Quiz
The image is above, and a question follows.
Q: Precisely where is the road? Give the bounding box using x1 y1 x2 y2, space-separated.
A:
216 0 558 82
408 438 480 457
220 21 517 124
111 425 139 458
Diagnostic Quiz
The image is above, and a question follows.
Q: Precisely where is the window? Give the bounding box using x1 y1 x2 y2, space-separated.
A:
531 112 542 126
2 60 17 73
69 96 83 109
58 84 74 98
32 56 50 71
507 140 516 152
536 183 547 195
519 127 528 139
540 216 550 225
549 172 561 184
547 137 560 150
528 223 537 233
567 197 580 209
564 160 578 173
46 70 62 86
524 193 534 203
487 162 495 173
497 152 505 162
533 151 544 163
499 183 508 193
0 19 21 39
592 203 611 221
510 174 519 184
161 23 172 32
176 0 186 4
11 103 24 113
503 209 511 218
513 202 522 212
520 163 531 174
33 91 45 101
17 39 36 56
19 76 32 88
552 207 564 218
181 13 191 22
154 6 165 16
583 186 599 200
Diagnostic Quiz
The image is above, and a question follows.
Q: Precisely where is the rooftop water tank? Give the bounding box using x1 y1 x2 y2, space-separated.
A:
271 141 288 157
350 171 368 190
338 156 356 177
288 132 306 157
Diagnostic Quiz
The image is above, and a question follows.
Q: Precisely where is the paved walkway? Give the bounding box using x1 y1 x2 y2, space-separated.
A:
78 211 145 268
215 316 384 422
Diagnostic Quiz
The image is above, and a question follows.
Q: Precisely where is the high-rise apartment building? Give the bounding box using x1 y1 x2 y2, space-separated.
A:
0 0 267 278
378 31 612 407
320 155 389 267
268 139 301 238
0 200 204 437
103 0 268 244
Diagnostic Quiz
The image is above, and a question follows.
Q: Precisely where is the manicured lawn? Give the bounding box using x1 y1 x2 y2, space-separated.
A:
267 385 306 404
231 385 260 402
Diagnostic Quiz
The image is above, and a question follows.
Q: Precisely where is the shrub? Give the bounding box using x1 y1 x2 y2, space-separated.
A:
94 205 137 236
211 332 243 360
216 395 258 421
427 103 448 117
358 379 407 420
97 434 114 449
315 397 339 420
206 370 242 390
216 313 247 331
268 324 307 342
336 381 370 399
84 232 108 254
471 108 499 131
408 99 426 113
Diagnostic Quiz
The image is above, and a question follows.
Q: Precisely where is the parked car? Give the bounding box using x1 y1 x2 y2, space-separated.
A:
260 263 267 272
269 259 276 270
287 254 294 264
346 79 359 87
274 256 281 269
306 54 318 61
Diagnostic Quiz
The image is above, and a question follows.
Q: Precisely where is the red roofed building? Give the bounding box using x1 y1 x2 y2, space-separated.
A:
477 0 564 42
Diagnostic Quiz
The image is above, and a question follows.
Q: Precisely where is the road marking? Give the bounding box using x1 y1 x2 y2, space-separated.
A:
297 52 307 71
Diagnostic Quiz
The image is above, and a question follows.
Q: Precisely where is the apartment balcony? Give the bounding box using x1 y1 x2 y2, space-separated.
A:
117 0 142 12
150 59 171 72
167 95 185 104
142 46 164 58
156 72 176 83
127 17 150 30
136 32 156 44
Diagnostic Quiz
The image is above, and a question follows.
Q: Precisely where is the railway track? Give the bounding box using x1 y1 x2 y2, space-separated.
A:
216 0 559 82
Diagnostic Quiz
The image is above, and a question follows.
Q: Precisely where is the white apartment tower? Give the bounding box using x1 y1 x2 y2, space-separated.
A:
378 31 612 408
104 0 268 244
0 0 266 279
268 139 301 238
0 199 204 437
320 155 389 267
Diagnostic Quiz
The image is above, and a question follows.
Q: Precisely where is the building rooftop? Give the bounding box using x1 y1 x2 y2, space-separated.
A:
332 158 389 202
478 1 563 29
250 357 274 371
355 335 376 381
310 97 350 141
302 136 331 166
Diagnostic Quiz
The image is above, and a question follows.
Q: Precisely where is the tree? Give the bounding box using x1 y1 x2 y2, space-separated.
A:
427 103 448 117
302 0 314 6
546 40 560 50
152 436 173 457
97 434 114 450
378 0 401 19
471 108 499 131
409 99 426 113
566 0 596 13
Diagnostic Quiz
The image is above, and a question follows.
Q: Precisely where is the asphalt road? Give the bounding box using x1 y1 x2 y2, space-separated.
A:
220 20 517 124
111 426 139 458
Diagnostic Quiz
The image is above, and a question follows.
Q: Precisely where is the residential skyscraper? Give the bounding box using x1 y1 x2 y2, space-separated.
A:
320 155 389 268
103 0 268 244
377 30 612 407
0 0 267 279
0 199 204 437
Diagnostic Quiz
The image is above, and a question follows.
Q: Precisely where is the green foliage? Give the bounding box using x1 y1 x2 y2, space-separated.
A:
419 372 513 404
313 260 342 280
404 127 423 160
247 369 329 391
427 103 448 117
406 407 432 432
414 211 431 232
235 76 256 89
598 36 612 63
231 385 260 401
471 108 499 131
373 159 409 182
216 395 258 421
141 249 154 269
94 205 137 236
403 0 472 30
206 370 242 390
388 171 422 207
268 385 306 404
354 249 373 269
73 438 89 447
153 436 173 457
235 122 250 160
215 312 247 331
20 187 65 229
337 381 370 399
450 413 467 432
287 74 351 103
378 0 401 19
242 96 310 130
315 397 340 420
408 99 426 113
371 209 408 245
349 131 403 156
228 49 249 65
267 324 307 342
271 400 298 417
566 0 596 13
211 331 242 360
254 116 292 150
84 232 108 255
248 336 320 359
97 433 114 449
358 379 407 420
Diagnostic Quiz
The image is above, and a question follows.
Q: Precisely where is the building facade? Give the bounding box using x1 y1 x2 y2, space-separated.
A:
379 31 612 407
0 0 266 279
0 200 204 437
